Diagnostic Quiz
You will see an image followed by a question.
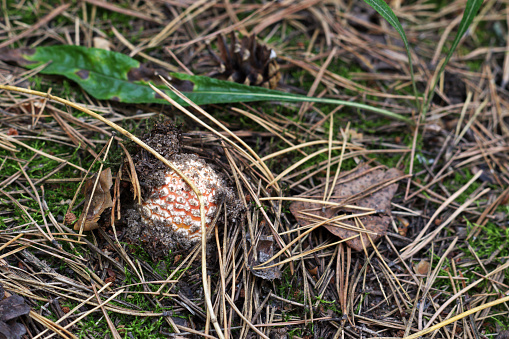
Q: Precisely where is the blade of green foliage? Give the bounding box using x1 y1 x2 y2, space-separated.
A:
10 45 411 124
362 0 418 107
424 0 483 112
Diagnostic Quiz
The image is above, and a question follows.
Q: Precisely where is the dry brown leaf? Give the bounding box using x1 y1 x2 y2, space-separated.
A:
414 260 430 275
75 168 113 231
0 287 30 339
397 216 409 236
7 128 18 136
496 331 509 339
290 165 403 251
93 37 111 50
343 128 363 141
248 235 281 280
121 144 141 205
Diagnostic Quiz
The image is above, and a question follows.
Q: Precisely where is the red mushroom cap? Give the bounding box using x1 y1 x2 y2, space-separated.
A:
140 154 222 245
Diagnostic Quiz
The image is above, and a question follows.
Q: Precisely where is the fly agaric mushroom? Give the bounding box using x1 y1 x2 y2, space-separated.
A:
129 153 226 250
123 121 240 256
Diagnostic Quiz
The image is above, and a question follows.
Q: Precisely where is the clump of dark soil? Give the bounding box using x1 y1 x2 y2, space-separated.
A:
129 120 182 199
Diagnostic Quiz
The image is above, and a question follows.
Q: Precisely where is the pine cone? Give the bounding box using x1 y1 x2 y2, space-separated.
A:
207 33 281 89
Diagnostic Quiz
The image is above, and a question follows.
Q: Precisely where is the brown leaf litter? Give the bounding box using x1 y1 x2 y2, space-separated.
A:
247 234 281 280
290 165 403 251
0 284 30 339
75 168 113 231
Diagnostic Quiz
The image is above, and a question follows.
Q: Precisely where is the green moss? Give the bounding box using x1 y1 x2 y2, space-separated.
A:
0 142 85 228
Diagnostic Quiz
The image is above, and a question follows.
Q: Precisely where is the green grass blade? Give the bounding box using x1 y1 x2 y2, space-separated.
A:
362 0 419 107
172 73 412 124
424 0 483 112
4 45 412 124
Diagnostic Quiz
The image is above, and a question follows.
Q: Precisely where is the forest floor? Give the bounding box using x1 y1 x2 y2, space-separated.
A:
1 0 509 338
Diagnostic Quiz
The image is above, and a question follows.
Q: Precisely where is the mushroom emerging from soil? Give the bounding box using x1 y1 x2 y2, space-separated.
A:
126 153 230 252
123 122 237 256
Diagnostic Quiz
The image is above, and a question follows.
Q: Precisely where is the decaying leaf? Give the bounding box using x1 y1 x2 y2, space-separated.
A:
93 37 111 51
247 235 281 280
396 216 409 236
0 294 30 322
0 47 38 66
0 286 30 339
414 260 430 275
119 143 141 205
75 168 113 231
496 331 509 339
290 165 403 251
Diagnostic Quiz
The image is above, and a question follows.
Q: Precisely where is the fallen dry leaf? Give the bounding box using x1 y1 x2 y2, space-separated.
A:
248 235 281 280
496 331 509 339
414 260 430 275
308 266 318 276
75 168 113 231
0 294 30 322
7 128 18 136
342 128 363 141
396 216 409 236
0 286 30 339
290 165 403 251
93 37 111 50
